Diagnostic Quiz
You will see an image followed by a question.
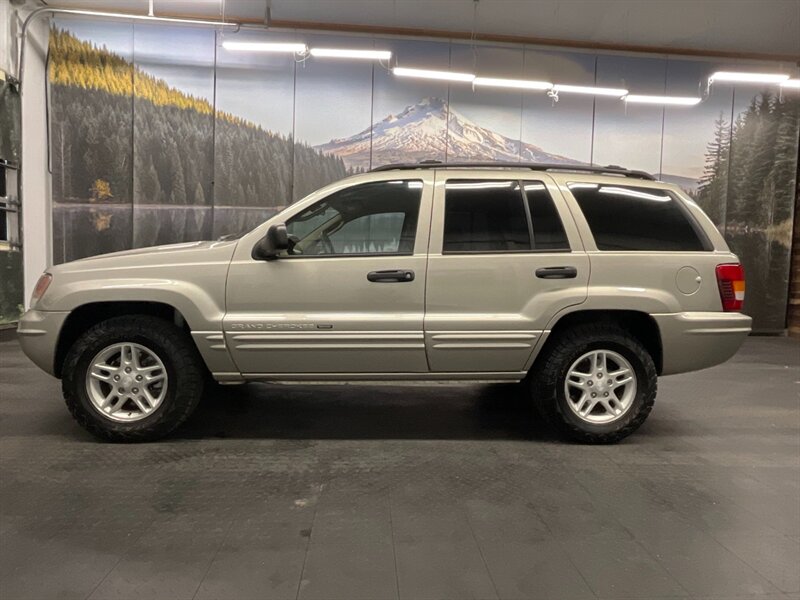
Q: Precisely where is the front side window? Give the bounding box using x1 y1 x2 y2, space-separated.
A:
568 183 708 251
285 180 422 256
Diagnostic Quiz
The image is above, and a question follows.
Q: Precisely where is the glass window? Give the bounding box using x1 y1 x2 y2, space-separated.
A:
285 180 421 256
523 181 570 251
443 180 530 253
568 183 707 251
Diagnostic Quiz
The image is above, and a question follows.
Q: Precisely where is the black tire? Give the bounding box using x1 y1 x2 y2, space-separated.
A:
62 315 205 442
530 323 657 444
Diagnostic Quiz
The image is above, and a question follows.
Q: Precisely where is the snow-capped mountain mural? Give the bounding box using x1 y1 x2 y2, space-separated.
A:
314 97 578 170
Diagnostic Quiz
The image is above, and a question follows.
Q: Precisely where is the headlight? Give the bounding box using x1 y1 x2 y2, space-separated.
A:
30 273 53 307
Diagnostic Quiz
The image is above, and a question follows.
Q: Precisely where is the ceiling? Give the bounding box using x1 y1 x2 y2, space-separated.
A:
40 0 800 59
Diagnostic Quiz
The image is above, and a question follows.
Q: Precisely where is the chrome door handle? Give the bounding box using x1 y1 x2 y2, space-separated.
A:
367 269 415 283
536 266 577 279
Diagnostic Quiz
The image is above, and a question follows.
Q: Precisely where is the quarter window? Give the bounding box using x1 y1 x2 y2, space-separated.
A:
285 180 422 256
568 183 707 251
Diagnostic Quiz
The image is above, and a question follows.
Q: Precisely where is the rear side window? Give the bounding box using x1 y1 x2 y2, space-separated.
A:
443 180 530 252
568 183 707 251
523 181 570 251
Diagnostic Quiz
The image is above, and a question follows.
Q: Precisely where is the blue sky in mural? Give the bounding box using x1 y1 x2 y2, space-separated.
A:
293 33 375 147
521 48 596 164
216 29 296 135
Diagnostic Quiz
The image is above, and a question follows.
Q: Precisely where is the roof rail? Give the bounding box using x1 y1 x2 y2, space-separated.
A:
369 160 656 181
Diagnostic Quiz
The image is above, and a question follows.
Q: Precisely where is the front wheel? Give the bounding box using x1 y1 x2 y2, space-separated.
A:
530 324 657 443
62 315 205 442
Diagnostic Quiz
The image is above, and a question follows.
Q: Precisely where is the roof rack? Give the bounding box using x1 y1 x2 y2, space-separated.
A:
370 161 656 181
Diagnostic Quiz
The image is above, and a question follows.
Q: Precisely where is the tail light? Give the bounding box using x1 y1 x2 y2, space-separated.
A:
715 263 745 312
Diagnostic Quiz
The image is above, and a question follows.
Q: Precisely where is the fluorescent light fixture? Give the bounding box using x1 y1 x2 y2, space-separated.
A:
38 8 238 27
393 67 475 82
708 71 790 84
780 79 800 89
473 77 552 90
552 84 629 97
624 94 702 106
222 41 308 53
309 48 391 60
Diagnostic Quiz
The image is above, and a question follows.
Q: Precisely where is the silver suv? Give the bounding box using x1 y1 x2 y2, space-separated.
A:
18 163 751 443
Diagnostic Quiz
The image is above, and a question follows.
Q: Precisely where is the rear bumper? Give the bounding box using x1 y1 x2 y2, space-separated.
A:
652 311 752 375
17 309 70 377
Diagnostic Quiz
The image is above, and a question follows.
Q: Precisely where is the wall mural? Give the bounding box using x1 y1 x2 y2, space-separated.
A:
48 18 799 331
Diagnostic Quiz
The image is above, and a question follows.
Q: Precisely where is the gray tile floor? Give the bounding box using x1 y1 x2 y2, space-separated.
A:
0 336 798 600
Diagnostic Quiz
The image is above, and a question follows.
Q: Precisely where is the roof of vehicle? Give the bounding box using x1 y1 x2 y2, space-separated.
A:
370 161 657 181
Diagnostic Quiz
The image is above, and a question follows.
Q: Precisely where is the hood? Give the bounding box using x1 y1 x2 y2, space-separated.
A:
50 239 240 276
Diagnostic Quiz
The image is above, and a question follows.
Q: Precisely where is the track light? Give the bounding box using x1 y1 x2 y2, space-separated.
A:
309 48 391 60
221 41 308 53
552 84 629 97
473 77 552 90
708 71 790 84
624 94 702 106
392 67 475 82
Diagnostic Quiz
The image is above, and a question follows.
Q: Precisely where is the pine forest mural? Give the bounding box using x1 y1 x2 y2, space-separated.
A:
48 19 799 330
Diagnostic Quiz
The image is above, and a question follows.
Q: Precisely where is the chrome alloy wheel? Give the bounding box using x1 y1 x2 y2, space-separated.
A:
85 343 168 422
564 349 637 424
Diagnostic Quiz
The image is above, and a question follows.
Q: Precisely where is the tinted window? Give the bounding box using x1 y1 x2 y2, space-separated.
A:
285 180 421 256
568 183 707 251
523 181 569 251
443 180 530 252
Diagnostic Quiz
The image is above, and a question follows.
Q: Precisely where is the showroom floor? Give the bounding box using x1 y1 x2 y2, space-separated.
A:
0 336 798 600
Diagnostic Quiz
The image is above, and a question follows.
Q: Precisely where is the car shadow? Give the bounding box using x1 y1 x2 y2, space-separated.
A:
175 381 555 441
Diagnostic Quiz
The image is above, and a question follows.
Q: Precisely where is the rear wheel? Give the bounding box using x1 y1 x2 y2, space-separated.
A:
62 315 205 442
531 323 657 443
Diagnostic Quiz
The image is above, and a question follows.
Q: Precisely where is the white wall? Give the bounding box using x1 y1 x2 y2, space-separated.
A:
13 1 52 306
0 1 12 75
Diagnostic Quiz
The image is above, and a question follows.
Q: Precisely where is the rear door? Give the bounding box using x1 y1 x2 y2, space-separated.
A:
424 172 589 373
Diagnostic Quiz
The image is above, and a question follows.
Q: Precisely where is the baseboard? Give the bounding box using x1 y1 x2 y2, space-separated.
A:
0 324 18 342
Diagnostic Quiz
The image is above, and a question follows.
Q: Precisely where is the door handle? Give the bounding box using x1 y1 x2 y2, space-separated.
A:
535 266 578 279
367 269 415 283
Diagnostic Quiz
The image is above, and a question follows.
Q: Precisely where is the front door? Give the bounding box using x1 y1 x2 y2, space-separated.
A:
424 174 589 373
224 175 433 376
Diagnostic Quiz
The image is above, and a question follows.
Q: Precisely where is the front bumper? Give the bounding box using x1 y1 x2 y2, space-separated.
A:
652 311 752 376
17 309 71 377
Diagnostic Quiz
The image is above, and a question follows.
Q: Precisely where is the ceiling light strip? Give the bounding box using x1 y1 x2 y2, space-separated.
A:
624 94 702 105
709 71 790 84
473 77 552 90
222 41 308 53
552 84 629 97
392 67 475 82
309 48 391 60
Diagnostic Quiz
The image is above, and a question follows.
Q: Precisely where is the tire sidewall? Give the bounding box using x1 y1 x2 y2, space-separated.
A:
552 336 654 437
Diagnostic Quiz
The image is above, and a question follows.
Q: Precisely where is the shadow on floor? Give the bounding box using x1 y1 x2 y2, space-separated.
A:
176 381 555 442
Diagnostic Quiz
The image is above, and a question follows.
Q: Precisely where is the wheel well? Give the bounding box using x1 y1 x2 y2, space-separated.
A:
539 310 663 374
54 301 190 378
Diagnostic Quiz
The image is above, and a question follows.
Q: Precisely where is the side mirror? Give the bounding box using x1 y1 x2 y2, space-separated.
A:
252 223 289 261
